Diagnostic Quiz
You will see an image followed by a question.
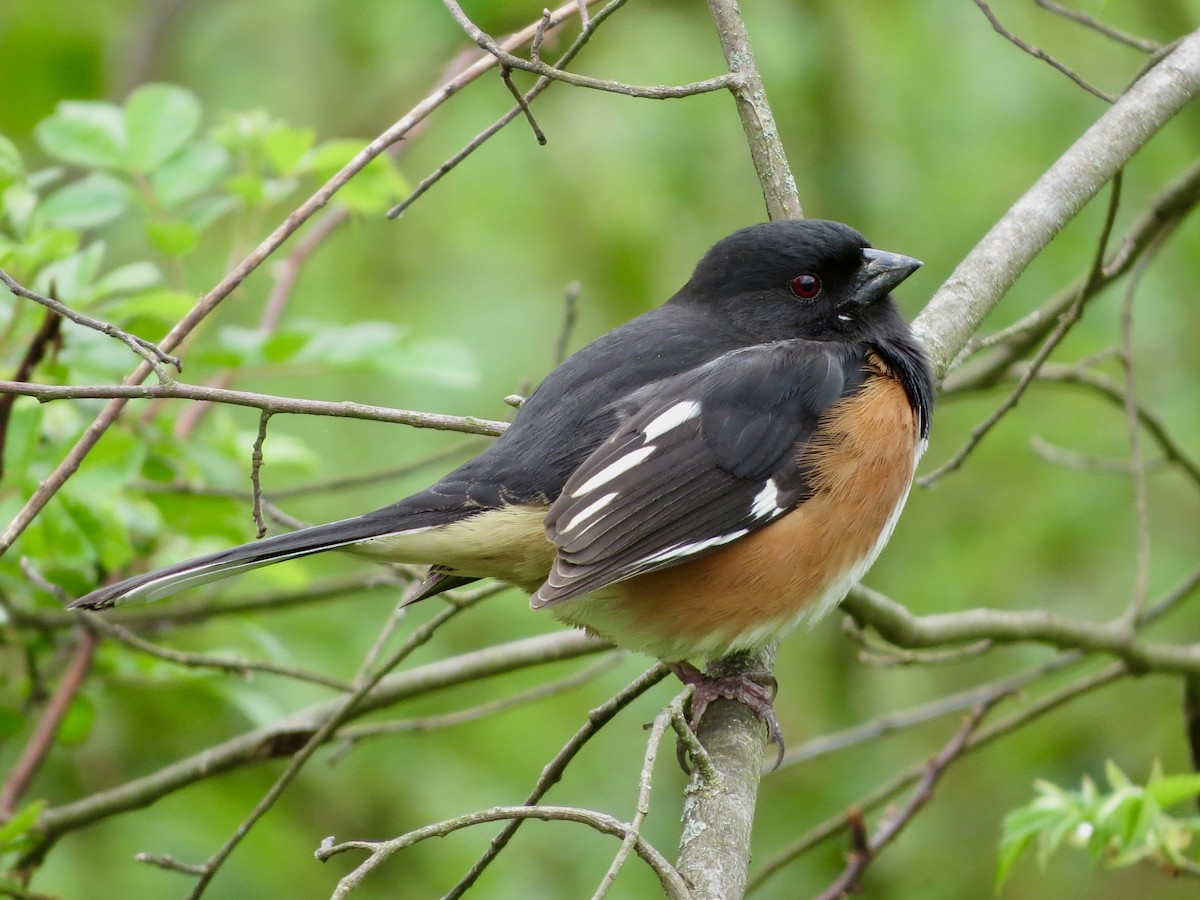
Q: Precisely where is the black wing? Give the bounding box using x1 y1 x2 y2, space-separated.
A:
533 340 867 606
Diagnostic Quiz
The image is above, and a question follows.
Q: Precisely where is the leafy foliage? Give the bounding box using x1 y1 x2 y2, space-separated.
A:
0 86 426 812
998 760 1200 890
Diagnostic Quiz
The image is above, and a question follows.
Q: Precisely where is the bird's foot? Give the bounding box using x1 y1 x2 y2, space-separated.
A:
669 661 785 771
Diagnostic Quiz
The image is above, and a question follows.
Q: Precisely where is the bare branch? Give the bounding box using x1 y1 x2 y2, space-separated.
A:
0 379 507 436
815 699 999 900
705 0 803 220
1017 361 1200 486
0 629 98 817
25 631 609 863
944 156 1200 391
841 586 1200 675
913 30 1200 376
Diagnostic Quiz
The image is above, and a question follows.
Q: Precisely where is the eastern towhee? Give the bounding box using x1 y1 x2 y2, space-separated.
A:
71 219 934 754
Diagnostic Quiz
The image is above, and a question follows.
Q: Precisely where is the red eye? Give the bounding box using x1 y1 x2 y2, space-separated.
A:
790 273 821 299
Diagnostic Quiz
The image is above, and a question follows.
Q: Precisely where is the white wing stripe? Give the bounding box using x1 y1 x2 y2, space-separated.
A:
559 491 618 534
638 528 749 566
641 400 700 441
570 445 656 498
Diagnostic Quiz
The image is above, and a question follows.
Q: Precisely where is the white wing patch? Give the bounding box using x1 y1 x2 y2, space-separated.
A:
641 400 700 441
570 445 656 498
559 491 618 535
751 478 782 519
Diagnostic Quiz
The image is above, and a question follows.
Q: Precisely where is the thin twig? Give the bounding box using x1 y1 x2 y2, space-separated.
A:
81 613 354 692
0 379 507 436
0 0 602 560
500 66 547 144
778 648 1080 769
591 689 688 899
250 410 271 537
0 270 181 381
748 662 1127 892
1018 362 1200 487
444 665 670 899
0 628 98 816
0 308 61 479
1115 235 1165 628
331 653 626 755
442 0 735 99
972 0 1116 101
554 281 582 366
920 173 1123 485
814 699 1001 900
319 804 689 900
179 591 492 898
389 0 630 219
1034 0 1161 54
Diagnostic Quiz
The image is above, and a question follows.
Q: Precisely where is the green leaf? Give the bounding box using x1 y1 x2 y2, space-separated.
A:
225 172 265 205
1 182 39 236
146 217 199 256
180 195 238 232
996 804 1061 890
150 139 229 208
0 705 25 739
306 139 408 214
4 227 80 275
1105 760 1133 791
56 694 95 746
103 287 194 332
2 400 43 478
262 124 315 175
40 172 130 229
0 134 23 190
1147 773 1200 809
34 241 106 304
123 83 202 173
0 799 47 852
93 261 161 299
35 100 126 169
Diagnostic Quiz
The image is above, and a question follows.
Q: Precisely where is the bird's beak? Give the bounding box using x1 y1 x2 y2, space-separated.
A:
852 248 923 306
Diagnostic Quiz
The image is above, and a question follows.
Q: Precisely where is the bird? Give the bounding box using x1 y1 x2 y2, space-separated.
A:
71 219 934 756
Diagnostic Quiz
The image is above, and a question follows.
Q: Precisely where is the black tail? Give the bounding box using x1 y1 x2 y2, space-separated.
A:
69 514 411 610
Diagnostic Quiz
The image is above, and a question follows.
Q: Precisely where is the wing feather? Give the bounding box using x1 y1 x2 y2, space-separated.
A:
534 340 866 607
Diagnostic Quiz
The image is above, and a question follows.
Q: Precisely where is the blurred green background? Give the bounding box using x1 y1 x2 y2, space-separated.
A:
2 0 1199 897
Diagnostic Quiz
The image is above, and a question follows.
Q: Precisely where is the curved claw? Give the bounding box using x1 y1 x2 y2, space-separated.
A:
669 663 786 771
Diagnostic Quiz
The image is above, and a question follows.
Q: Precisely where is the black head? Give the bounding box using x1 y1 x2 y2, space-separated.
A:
676 219 922 345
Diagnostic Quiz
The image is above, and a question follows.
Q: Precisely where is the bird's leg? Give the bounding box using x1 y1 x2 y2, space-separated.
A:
669 660 785 769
